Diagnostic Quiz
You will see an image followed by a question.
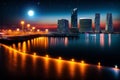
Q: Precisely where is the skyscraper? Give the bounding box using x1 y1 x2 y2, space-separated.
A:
95 13 100 32
106 13 113 32
71 8 78 28
57 19 69 33
79 19 92 32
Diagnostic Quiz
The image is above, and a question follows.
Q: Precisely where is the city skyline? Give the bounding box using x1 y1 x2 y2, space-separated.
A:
0 0 120 24
0 0 120 79
0 0 120 31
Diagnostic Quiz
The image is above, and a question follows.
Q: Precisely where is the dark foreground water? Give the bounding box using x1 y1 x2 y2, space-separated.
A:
0 33 120 80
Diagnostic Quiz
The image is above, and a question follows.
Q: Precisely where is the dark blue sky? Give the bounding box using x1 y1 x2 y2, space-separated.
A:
0 0 120 27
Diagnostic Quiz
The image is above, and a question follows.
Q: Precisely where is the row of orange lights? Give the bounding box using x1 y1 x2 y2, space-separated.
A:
33 53 119 70
20 20 49 32
1 43 118 71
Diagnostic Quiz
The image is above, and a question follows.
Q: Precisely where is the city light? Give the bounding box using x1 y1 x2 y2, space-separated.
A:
37 29 40 32
21 20 25 25
46 54 49 58
32 27 35 32
45 29 49 32
32 27 35 30
98 62 101 66
8 29 12 32
20 20 25 32
27 24 30 27
115 65 118 69
81 60 84 64
71 58 75 62
58 57 62 60
16 28 20 31
33 52 37 56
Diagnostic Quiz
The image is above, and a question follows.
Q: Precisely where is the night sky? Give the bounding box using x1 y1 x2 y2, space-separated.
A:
0 0 120 30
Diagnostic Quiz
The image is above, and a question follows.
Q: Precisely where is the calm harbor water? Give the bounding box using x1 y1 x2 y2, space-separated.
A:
0 33 120 80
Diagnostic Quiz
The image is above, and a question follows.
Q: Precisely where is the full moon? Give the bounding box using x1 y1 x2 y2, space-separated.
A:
28 10 34 16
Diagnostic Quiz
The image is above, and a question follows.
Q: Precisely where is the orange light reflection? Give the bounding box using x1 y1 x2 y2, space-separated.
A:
32 52 37 74
55 59 63 77
64 37 68 46
100 33 104 47
1 43 116 79
18 42 21 51
22 41 27 53
27 40 30 51
44 56 49 76
79 62 86 78
69 61 75 78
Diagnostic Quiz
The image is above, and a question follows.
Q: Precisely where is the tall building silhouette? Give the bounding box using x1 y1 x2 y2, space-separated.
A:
57 19 69 33
79 19 92 32
106 13 113 32
95 13 100 32
70 8 79 33
71 8 78 28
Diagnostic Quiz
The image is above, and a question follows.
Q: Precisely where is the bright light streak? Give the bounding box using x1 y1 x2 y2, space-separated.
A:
28 10 34 16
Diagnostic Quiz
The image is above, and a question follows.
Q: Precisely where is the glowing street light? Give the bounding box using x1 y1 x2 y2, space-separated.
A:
46 54 49 58
37 29 40 32
32 27 35 32
27 24 30 28
33 52 37 56
98 62 101 66
58 57 62 60
71 58 75 62
20 20 25 32
27 24 30 31
81 60 84 64
45 29 49 33
16 28 20 31
32 27 35 30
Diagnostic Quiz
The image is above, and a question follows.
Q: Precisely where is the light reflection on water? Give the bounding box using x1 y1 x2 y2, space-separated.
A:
0 44 88 79
108 34 111 46
43 56 49 76
9 34 113 54
100 33 105 47
0 33 120 79
0 43 119 79
55 59 63 77
69 61 75 78
84 33 112 47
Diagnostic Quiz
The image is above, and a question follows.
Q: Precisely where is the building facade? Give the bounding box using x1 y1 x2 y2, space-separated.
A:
95 13 100 32
71 8 78 28
105 13 113 32
57 19 69 33
79 19 92 32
